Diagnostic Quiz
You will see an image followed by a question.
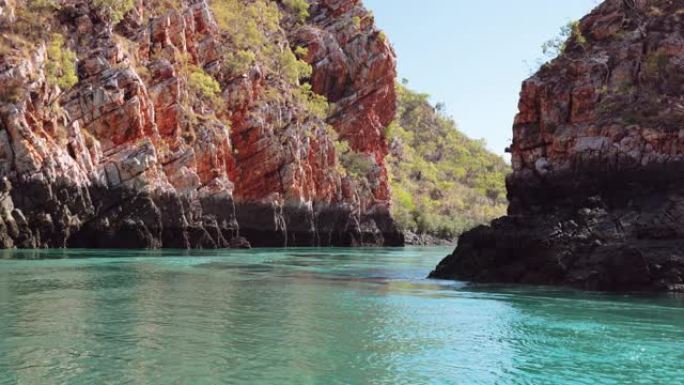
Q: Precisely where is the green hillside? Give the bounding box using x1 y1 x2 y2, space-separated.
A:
387 83 509 239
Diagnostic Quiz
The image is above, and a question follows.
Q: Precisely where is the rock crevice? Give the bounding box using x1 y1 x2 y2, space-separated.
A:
432 0 684 291
0 0 403 249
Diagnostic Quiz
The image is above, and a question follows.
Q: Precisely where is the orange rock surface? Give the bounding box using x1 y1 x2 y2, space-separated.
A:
0 0 403 248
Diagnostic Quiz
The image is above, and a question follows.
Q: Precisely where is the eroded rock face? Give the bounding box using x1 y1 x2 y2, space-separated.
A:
297 0 396 205
0 0 403 249
431 0 684 291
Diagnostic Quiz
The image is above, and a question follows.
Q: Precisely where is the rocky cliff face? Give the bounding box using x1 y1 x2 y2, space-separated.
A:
432 0 684 291
0 0 403 249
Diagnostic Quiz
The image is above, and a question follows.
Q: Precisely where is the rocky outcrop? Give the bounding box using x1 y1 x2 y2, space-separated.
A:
0 0 403 249
297 0 396 204
431 0 684 291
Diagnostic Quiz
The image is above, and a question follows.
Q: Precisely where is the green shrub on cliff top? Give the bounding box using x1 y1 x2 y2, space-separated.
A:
541 20 587 60
387 83 509 238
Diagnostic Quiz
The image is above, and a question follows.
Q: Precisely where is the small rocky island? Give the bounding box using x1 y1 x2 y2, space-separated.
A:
431 0 684 292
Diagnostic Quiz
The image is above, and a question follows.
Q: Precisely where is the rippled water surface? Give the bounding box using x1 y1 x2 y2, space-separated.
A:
1 247 684 384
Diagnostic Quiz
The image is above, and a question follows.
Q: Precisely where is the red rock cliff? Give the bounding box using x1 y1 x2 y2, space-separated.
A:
0 0 403 248
432 0 684 291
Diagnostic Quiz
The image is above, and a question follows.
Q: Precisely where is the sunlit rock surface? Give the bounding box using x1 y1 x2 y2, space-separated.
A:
0 0 403 248
432 0 684 291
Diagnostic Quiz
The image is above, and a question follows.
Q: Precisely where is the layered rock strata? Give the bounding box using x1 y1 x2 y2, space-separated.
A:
432 0 684 291
0 0 403 249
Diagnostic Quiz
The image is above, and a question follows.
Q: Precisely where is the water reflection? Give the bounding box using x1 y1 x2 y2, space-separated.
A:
0 248 683 384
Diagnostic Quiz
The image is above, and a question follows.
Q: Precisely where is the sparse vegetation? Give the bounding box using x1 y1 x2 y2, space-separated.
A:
541 20 587 61
387 83 509 238
93 0 135 24
352 16 361 29
211 0 312 86
45 34 78 91
28 0 60 11
0 78 26 104
340 151 375 178
294 46 309 59
282 0 310 23
211 0 280 60
644 50 670 78
378 31 387 43
294 83 328 119
225 50 256 76
0 4 76 99
9 1 60 39
326 128 375 179
279 48 313 83
189 68 221 98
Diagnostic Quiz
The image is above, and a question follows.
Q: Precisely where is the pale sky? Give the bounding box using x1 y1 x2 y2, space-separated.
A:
364 0 602 157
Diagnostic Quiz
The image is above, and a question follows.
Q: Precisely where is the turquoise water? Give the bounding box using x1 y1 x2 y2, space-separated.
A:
0 248 683 385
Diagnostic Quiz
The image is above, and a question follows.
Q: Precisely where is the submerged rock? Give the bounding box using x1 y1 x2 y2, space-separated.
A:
431 0 684 291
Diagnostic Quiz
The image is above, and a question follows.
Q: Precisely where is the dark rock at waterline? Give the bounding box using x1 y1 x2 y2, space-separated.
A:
430 178 684 292
0 179 402 249
403 231 456 246
233 200 403 247
0 0 403 250
431 0 684 292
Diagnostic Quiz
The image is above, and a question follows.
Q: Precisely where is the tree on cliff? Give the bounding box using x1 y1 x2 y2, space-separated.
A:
387 83 509 239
